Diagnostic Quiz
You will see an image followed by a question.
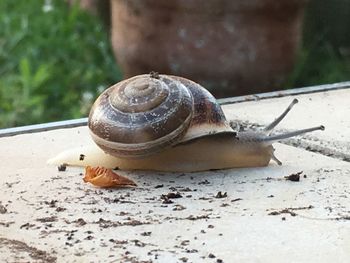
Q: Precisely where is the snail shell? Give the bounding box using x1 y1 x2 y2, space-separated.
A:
88 74 234 158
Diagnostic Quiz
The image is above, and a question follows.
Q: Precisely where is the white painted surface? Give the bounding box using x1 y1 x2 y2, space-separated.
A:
223 88 350 161
1 88 350 263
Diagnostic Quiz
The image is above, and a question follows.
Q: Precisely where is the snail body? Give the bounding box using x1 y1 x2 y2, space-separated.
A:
48 73 324 172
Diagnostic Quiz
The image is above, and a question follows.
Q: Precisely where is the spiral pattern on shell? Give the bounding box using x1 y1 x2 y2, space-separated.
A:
88 74 193 158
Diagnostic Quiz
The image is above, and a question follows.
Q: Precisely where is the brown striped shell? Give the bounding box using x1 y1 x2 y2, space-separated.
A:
88 74 235 158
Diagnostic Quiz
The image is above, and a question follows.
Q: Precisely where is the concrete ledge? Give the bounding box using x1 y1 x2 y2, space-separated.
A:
1 87 350 262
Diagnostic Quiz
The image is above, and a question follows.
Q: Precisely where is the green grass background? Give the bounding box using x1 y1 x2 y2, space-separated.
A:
0 0 121 128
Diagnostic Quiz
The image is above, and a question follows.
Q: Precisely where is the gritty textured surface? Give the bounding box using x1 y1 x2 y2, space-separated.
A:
1 89 350 263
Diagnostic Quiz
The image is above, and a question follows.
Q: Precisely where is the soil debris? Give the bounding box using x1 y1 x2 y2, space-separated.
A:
5 181 20 188
180 240 190 246
0 221 14 227
334 216 350 221
74 218 87 227
131 239 147 247
20 223 36 230
0 203 7 214
185 249 198 253
44 200 58 208
94 218 149 228
215 191 227 198
268 209 297 217
55 207 66 212
173 204 186 211
285 171 303 182
208 253 216 258
268 205 314 217
57 164 67 172
185 215 210 221
162 198 173 204
161 192 182 204
36 216 58 223
0 237 57 262
198 180 210 185
150 71 160 79
164 192 182 199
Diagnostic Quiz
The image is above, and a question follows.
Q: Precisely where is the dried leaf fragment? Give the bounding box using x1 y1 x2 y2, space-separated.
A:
83 166 136 188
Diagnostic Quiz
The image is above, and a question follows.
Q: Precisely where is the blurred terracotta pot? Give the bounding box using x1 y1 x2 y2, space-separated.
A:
111 0 308 97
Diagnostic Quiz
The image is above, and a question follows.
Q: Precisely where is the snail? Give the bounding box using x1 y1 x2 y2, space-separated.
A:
48 73 324 172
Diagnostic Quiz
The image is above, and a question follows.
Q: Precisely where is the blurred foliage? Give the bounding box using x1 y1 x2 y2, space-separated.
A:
0 0 349 128
0 0 121 128
286 0 350 88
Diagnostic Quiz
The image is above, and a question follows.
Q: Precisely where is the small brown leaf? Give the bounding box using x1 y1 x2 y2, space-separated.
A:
83 166 136 188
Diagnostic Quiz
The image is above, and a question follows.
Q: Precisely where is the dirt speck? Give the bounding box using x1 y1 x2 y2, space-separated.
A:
20 223 36 230
215 191 227 198
285 171 303 182
198 180 210 185
45 200 58 208
0 203 7 214
57 164 67 172
74 218 87 227
0 237 57 262
173 204 186 211
161 192 182 204
180 240 190 246
0 221 14 227
36 216 58 223
164 192 182 199
150 71 160 79
185 215 209 221
268 209 297 216
79 154 85 161
268 205 314 217
55 207 66 212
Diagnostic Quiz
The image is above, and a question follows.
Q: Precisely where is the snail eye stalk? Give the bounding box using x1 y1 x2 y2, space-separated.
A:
264 98 298 133
260 99 324 142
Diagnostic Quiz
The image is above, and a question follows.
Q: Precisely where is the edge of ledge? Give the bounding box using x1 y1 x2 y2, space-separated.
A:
218 81 350 105
1 81 349 138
